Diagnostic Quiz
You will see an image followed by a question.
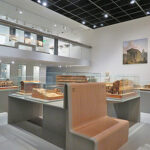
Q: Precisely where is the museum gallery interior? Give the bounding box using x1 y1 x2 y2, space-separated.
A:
1 0 150 150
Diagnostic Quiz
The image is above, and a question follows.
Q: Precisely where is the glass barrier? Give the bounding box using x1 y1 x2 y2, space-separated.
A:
70 44 81 59
0 19 91 60
58 40 70 57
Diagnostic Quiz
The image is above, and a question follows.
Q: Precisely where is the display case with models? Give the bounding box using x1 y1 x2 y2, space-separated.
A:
14 81 64 103
46 71 101 84
102 74 140 100
20 80 41 94
0 78 18 90
139 80 150 91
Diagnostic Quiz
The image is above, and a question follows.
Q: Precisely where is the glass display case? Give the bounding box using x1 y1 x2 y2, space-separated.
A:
101 73 140 100
139 80 150 91
46 72 101 84
13 80 64 103
0 78 18 90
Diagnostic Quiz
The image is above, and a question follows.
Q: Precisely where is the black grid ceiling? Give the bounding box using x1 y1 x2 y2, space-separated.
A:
31 0 150 29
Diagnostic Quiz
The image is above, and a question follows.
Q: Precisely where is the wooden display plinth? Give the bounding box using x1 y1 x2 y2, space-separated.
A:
0 86 18 90
140 88 150 91
107 92 138 99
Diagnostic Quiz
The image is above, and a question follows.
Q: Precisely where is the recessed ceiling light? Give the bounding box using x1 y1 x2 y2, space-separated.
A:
93 25 97 28
130 0 136 4
42 2 47 6
104 13 109 18
54 24 57 27
37 0 41 3
100 23 104 27
19 10 23 15
146 11 150 15
82 21 86 25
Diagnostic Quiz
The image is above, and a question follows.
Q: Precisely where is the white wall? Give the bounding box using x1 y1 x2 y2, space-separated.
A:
88 16 150 81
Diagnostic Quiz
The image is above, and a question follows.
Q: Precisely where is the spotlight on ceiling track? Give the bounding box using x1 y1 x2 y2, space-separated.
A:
42 2 47 7
82 20 86 25
93 25 97 28
146 11 150 15
130 0 136 4
104 13 109 18
37 0 41 3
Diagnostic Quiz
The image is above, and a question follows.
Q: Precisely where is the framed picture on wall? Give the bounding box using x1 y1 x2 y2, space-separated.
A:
123 38 148 64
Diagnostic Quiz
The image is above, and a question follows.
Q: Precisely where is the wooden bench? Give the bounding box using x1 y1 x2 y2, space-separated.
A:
66 83 129 150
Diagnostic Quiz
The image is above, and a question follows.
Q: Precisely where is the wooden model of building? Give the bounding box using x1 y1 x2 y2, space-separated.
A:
20 81 40 93
32 88 64 100
106 79 134 95
0 80 18 90
106 79 137 99
0 81 13 87
56 75 88 83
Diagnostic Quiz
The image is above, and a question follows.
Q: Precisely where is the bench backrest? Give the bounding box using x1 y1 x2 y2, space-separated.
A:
68 83 107 129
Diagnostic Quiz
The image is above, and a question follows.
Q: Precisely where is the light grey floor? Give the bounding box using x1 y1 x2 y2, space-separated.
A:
0 123 150 150
0 124 62 150
120 123 150 150
14 121 66 149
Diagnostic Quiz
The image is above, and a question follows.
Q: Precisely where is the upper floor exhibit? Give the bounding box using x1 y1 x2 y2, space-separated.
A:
0 17 91 67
